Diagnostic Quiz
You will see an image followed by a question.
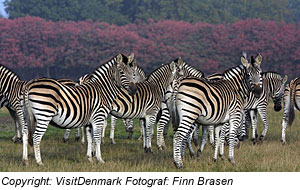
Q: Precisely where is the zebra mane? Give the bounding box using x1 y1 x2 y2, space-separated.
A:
145 62 172 81
222 65 245 79
0 65 20 80
262 71 281 78
90 54 127 80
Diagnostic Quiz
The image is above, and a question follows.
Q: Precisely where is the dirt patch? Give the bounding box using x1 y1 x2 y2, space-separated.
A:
0 116 15 131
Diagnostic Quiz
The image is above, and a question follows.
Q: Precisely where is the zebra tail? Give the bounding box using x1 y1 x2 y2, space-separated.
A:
170 99 179 132
288 81 296 127
23 88 35 146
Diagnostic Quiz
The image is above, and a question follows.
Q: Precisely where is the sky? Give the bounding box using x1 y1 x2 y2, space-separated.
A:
0 0 8 17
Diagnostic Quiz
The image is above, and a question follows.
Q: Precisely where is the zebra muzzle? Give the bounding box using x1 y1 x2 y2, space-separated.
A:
128 82 137 96
252 84 262 98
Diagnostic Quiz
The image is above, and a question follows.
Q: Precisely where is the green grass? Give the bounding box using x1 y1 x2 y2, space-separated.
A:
0 105 299 172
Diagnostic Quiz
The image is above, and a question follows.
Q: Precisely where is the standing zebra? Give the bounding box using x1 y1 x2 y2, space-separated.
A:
281 77 300 144
110 58 184 153
0 65 27 144
172 54 263 169
22 53 138 166
240 72 288 143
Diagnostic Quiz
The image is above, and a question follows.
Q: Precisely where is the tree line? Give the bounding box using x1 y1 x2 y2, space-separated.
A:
0 17 299 80
3 0 300 25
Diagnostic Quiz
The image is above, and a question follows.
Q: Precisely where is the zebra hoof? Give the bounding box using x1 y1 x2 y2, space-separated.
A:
228 158 235 165
213 158 217 162
88 157 93 163
192 139 199 147
22 159 29 166
14 138 23 144
81 141 85 145
75 136 80 142
281 139 286 145
110 139 116 144
144 147 153 154
174 162 184 169
63 138 68 143
97 159 105 164
196 151 202 159
158 146 164 151
251 138 257 145
37 162 44 166
259 135 264 142
189 152 195 158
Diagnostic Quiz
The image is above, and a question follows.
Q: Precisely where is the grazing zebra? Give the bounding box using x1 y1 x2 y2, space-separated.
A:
172 54 263 169
281 76 300 144
22 53 138 166
110 58 184 153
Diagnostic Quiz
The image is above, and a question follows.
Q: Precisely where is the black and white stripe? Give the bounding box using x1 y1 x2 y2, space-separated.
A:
22 53 138 165
172 54 263 169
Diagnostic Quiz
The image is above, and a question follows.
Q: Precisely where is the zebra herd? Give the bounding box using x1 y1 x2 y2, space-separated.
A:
0 52 299 169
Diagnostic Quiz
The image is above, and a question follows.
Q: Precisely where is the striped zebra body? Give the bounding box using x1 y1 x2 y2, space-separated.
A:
0 65 27 143
156 60 204 150
173 54 263 169
241 72 288 143
22 53 138 165
281 77 300 144
110 58 184 153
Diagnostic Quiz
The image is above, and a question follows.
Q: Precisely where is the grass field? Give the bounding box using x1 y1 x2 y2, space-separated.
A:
0 105 299 172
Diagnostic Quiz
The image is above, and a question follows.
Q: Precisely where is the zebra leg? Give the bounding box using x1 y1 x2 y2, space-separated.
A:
110 116 117 144
91 115 107 164
192 124 199 147
138 119 144 141
75 127 81 142
208 125 214 146
63 129 71 143
258 107 269 142
33 120 52 166
250 110 258 145
81 126 85 145
86 125 94 162
219 124 226 160
213 125 221 162
228 115 242 165
281 90 290 144
101 119 107 144
124 119 134 139
187 125 197 157
197 125 209 158
7 108 20 143
144 115 156 153
157 104 170 150
22 125 29 165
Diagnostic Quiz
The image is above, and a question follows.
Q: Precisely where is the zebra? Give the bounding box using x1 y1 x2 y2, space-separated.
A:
21 53 138 166
0 67 89 144
148 59 204 151
0 65 28 144
172 54 263 169
63 65 146 145
239 72 288 144
281 76 300 144
110 58 185 153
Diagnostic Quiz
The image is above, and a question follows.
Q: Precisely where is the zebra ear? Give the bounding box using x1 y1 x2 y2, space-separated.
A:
128 53 135 64
255 53 262 65
283 75 288 84
177 57 183 69
117 53 123 65
170 61 177 73
241 56 250 68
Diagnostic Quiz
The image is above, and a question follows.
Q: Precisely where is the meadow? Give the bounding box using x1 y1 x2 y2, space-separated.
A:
0 104 299 172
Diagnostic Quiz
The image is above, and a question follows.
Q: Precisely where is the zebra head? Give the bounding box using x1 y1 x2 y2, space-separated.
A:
241 53 263 98
272 75 288 112
115 53 139 95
